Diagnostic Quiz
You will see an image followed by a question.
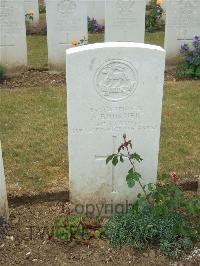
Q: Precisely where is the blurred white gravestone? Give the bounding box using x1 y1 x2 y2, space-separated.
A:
66 43 165 208
105 0 146 42
46 0 88 69
87 0 105 26
0 0 27 69
24 0 39 23
165 0 200 63
0 142 8 220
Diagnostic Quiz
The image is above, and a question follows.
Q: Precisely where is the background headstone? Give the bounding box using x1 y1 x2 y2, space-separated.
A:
0 0 27 68
24 0 39 23
0 142 9 220
46 0 88 69
105 0 146 42
87 0 105 26
67 43 165 208
165 0 200 63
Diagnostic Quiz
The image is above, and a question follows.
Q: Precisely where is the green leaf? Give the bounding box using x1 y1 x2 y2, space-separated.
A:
126 173 135 188
106 154 115 164
132 172 141 181
147 183 155 191
112 156 118 166
128 168 134 174
126 171 141 188
129 153 143 162
120 155 124 163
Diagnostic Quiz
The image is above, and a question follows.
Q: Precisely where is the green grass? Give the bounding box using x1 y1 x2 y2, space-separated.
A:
145 31 165 47
159 81 200 176
0 80 199 195
27 31 164 66
0 86 68 195
27 35 48 66
39 12 46 23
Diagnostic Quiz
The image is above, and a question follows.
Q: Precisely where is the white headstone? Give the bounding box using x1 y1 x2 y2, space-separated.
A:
0 0 27 68
46 0 88 69
165 0 200 62
87 0 105 26
67 43 165 209
24 0 39 23
105 0 146 42
0 142 8 220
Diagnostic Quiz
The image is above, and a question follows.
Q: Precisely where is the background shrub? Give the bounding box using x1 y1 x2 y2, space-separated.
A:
88 17 104 34
145 0 164 32
176 36 200 79
26 21 47 35
39 4 46 14
0 65 6 82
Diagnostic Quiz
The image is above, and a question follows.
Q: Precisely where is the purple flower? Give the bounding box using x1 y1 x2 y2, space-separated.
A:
193 36 200 42
187 55 193 63
180 44 189 54
192 35 200 50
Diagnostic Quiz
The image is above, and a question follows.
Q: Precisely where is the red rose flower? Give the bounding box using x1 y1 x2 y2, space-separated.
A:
170 172 177 182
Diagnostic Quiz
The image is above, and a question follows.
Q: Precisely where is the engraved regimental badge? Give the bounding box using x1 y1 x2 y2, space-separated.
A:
95 59 138 102
57 0 76 15
117 0 135 16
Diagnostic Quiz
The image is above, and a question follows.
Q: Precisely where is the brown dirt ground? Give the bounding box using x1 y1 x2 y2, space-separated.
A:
0 68 179 90
0 199 199 266
0 68 65 89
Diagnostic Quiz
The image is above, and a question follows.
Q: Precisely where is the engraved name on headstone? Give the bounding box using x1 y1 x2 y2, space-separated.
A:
46 0 87 69
66 43 165 208
0 0 27 68
105 0 146 42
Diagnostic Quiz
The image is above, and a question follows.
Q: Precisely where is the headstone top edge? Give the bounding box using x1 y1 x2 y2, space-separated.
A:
66 42 166 55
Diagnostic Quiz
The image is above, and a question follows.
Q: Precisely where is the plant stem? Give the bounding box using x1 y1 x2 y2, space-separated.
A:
124 146 151 204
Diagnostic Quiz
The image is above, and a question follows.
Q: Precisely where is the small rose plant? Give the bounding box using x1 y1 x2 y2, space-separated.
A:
106 134 199 215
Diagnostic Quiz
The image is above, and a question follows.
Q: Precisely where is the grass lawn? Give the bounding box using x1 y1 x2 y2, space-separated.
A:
27 35 48 66
0 86 68 195
27 31 164 66
0 80 199 195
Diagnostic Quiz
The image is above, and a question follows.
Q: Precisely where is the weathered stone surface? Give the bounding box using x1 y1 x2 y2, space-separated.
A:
105 0 146 42
0 0 27 68
46 0 87 69
66 43 165 211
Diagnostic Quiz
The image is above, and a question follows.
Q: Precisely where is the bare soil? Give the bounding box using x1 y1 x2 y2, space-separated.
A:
0 68 179 91
0 199 199 266
0 68 65 89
